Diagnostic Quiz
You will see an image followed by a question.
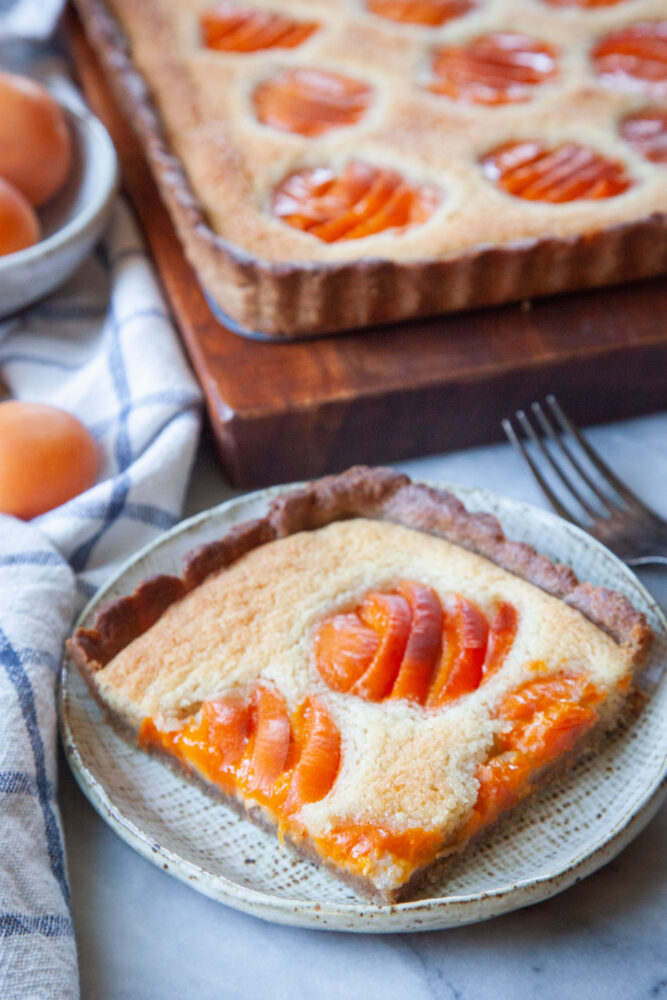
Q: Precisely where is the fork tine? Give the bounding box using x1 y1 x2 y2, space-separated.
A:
530 402 608 518
546 395 651 515
501 416 575 523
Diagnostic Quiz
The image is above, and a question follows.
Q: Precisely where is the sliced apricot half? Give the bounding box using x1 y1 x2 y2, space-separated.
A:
620 107 667 164
503 700 597 761
498 672 603 721
366 0 476 27
272 161 441 242
481 140 632 201
429 33 558 105
314 583 504 706
592 21 667 97
201 2 318 52
253 68 373 137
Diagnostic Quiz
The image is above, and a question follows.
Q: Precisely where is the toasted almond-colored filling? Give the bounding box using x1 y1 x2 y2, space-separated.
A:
481 140 632 201
253 69 373 137
139 581 607 887
272 161 442 242
366 0 476 26
314 581 517 706
620 108 667 164
200 2 319 53
428 33 558 105
592 21 667 96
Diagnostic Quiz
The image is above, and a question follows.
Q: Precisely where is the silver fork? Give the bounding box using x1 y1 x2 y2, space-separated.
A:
502 395 667 567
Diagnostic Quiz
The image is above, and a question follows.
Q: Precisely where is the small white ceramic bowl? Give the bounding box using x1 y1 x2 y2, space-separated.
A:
0 92 118 319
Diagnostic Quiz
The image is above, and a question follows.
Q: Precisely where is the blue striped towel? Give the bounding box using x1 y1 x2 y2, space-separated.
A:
0 197 201 998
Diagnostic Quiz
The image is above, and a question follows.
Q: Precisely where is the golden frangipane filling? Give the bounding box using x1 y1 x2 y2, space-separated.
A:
96 519 635 891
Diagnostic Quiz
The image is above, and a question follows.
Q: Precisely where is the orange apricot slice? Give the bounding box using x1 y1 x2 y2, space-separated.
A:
620 107 667 164
197 698 253 769
427 595 489 707
314 613 380 693
321 821 442 871
390 581 443 704
498 672 602 721
462 750 533 838
285 697 341 812
138 696 251 789
482 601 518 682
481 140 632 201
244 684 291 796
503 700 597 761
352 592 413 700
429 33 558 105
497 672 602 761
592 21 667 97
272 161 441 242
253 68 373 137
201 2 318 52
366 0 476 27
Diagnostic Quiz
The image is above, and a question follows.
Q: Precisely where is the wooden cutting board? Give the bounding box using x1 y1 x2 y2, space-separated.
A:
66 7 667 489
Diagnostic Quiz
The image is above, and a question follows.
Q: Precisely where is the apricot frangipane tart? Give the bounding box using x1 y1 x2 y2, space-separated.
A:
73 0 667 337
68 468 653 903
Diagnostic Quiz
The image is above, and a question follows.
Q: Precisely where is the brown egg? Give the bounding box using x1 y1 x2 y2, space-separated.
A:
0 401 98 520
0 177 40 256
0 72 72 206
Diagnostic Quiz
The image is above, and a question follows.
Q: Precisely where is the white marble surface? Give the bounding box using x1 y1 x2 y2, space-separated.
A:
59 411 667 1000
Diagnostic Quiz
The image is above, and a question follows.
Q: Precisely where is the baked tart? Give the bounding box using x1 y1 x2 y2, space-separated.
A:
68 468 653 903
72 0 667 338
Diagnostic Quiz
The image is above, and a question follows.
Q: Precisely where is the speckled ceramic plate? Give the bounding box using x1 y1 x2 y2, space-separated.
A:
59 483 667 932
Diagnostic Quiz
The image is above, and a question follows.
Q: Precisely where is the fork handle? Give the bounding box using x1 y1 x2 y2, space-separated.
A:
627 554 667 567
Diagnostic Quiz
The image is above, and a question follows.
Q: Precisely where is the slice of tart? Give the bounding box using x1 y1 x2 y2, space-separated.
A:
68 467 653 903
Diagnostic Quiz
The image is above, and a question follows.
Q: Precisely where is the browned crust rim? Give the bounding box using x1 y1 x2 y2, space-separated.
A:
70 0 667 338
68 465 653 679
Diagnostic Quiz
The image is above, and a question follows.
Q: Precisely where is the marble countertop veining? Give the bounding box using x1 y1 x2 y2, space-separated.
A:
60 411 667 1000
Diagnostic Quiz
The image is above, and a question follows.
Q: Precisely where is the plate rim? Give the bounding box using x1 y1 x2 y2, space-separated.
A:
59 480 667 931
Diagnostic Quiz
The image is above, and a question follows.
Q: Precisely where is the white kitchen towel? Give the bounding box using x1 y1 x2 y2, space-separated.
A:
0 197 202 1000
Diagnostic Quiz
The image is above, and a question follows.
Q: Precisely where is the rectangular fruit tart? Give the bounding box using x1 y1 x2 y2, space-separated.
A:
72 0 667 339
68 467 654 903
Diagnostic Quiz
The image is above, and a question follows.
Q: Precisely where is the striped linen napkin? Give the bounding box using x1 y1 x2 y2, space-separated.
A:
0 193 201 999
